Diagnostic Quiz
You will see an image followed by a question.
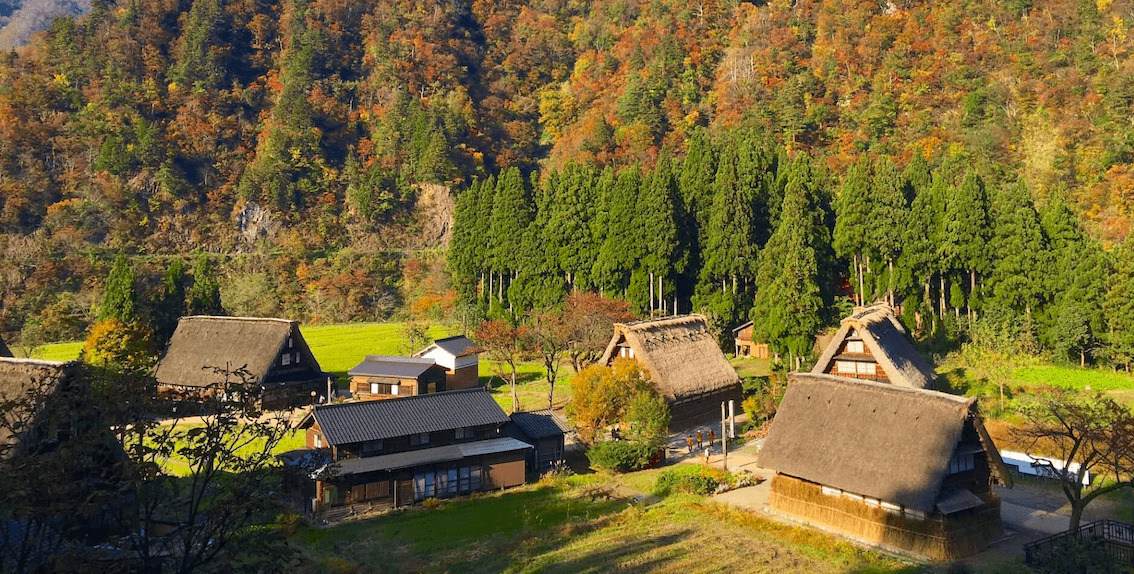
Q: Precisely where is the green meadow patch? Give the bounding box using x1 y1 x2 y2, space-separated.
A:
1012 365 1134 393
291 475 914 574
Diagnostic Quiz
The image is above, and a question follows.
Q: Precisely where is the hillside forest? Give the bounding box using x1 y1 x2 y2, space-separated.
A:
3 0 1134 367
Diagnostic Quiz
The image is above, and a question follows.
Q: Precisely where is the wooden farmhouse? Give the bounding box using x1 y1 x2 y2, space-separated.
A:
758 373 1011 560
731 321 769 359
599 315 742 429
503 410 571 473
299 388 531 516
812 303 937 389
348 355 448 400
414 335 481 390
154 316 332 410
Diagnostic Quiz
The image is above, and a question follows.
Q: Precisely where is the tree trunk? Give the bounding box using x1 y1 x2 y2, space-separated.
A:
939 274 946 318
888 259 894 307
1069 503 1084 531
649 271 655 314
855 253 863 305
510 365 518 414
1081 350 1086 368
969 269 976 317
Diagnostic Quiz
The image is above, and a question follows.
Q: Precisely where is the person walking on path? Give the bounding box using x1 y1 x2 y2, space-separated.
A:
709 429 716 449
696 430 704 449
686 436 694 454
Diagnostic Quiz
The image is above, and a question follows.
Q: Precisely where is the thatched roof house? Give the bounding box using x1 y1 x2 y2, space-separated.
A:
155 316 330 409
599 314 741 429
0 358 82 459
812 303 937 389
757 372 1010 559
0 334 11 358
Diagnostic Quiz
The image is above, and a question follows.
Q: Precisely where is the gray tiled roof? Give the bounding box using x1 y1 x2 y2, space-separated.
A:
333 437 531 475
417 335 479 358
311 388 508 445
348 356 439 378
509 410 571 439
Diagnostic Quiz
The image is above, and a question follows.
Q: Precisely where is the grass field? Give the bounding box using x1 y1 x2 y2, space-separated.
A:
1012 364 1134 392
291 473 915 573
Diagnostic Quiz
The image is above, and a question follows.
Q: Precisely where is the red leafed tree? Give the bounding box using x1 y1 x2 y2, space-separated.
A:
474 319 529 413
561 292 634 373
526 311 571 410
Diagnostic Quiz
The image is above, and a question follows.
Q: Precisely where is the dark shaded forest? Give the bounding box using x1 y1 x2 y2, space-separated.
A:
2 0 1134 363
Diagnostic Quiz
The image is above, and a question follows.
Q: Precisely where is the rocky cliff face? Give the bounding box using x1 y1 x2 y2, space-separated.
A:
0 0 89 50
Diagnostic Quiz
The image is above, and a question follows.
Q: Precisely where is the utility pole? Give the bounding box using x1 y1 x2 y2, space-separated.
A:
721 402 728 471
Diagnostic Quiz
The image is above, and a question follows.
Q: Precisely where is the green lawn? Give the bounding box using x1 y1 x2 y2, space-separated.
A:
291 473 915 573
300 322 454 381
1012 364 1134 392
153 425 308 477
28 340 84 361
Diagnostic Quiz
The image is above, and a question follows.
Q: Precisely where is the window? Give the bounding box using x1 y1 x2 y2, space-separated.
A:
836 361 857 374
282 353 291 366
362 439 383 456
455 427 471 440
371 383 380 394
821 486 841 497
427 382 437 394
459 467 471 491
905 508 926 520
410 432 430 446
856 362 877 375
293 352 301 364
313 434 323 448
881 501 902 515
846 340 865 354
948 453 975 474
288 337 293 349
470 466 482 490
391 385 399 396
446 469 459 495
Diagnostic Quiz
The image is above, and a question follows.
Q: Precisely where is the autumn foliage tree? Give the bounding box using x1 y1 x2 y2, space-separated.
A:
473 319 529 413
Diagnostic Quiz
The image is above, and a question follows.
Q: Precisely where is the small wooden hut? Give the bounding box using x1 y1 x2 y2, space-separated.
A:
155 316 331 409
504 410 571 473
731 321 769 359
758 372 1011 560
599 315 742 429
348 356 447 400
812 303 937 389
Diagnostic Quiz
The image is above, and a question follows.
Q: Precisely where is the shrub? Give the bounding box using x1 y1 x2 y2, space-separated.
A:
586 440 658 473
421 497 443 509
652 465 729 497
274 513 302 536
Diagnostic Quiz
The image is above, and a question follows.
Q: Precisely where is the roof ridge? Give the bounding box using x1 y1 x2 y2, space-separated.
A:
181 315 297 325
0 357 77 368
362 355 437 363
618 313 706 330
433 335 471 342
313 387 488 412
793 372 971 405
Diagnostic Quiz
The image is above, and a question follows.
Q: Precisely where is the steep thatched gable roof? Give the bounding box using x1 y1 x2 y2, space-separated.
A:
155 316 322 388
0 358 80 457
812 303 937 389
599 314 739 400
0 334 10 358
757 373 1007 513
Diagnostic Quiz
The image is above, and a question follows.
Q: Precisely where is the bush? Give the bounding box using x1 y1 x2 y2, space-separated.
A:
586 440 658 473
274 513 302 536
652 465 729 497
421 497 443 509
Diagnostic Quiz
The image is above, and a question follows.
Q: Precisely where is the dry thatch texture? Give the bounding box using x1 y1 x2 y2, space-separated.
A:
599 314 739 400
812 303 937 389
758 372 978 514
155 316 321 388
769 475 1002 560
0 358 79 457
